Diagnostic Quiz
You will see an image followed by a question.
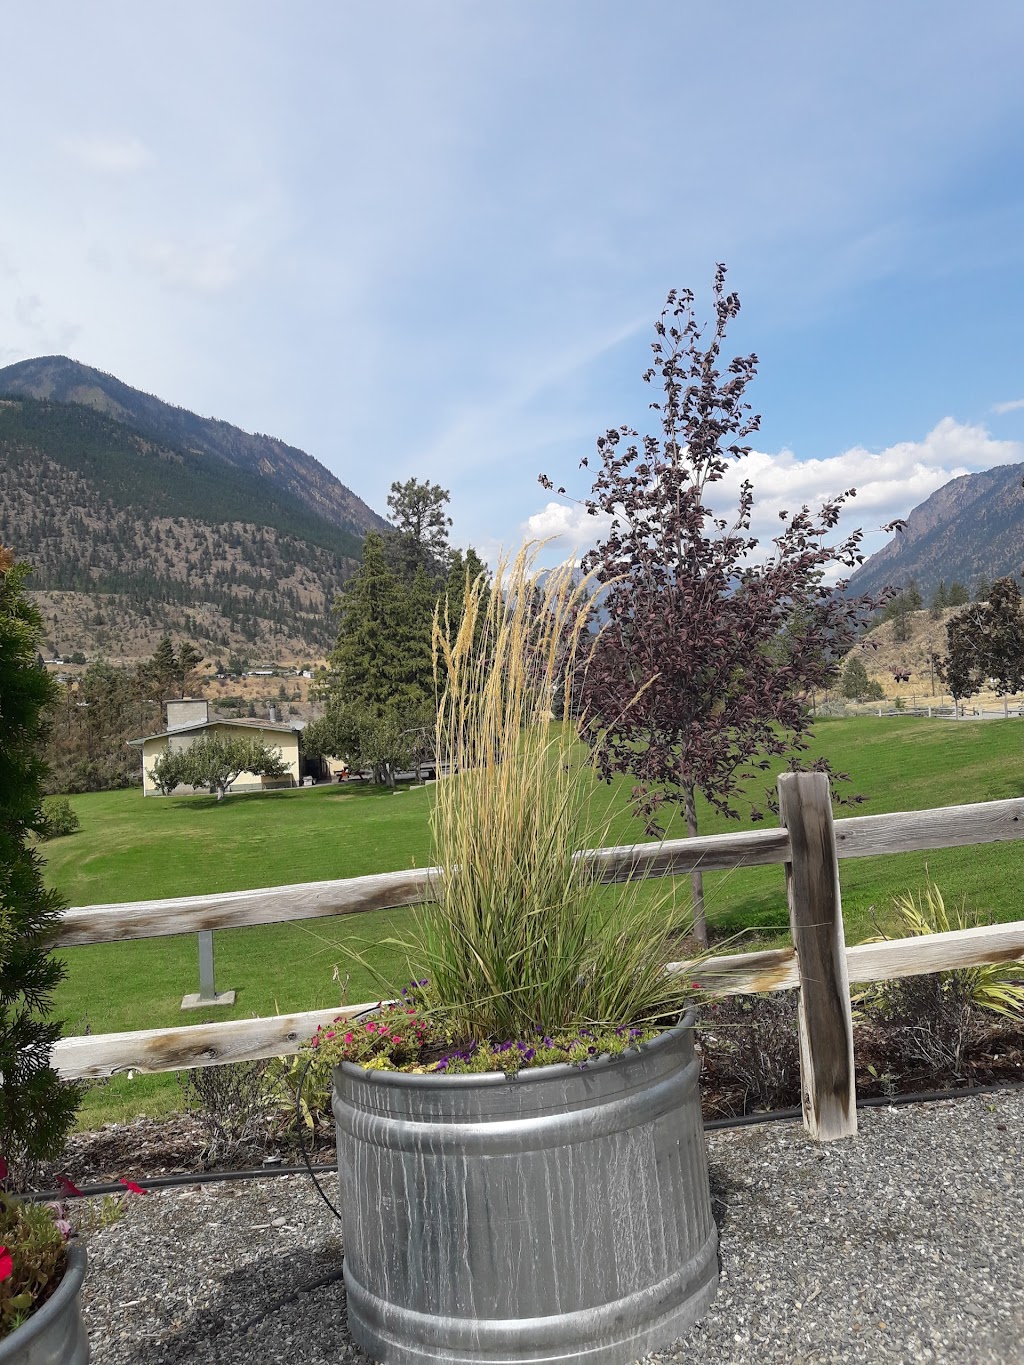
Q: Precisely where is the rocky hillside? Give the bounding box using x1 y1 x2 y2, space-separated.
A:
0 355 388 539
0 397 372 661
847 462 1024 600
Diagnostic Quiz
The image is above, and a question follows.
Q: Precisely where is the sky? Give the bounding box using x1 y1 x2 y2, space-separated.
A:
4 2 1024 569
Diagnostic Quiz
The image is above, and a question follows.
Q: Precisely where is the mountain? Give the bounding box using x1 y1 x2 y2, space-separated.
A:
847 463 1024 600
0 355 388 539
0 395 379 661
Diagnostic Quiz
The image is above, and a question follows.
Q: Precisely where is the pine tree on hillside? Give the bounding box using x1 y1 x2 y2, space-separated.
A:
0 547 82 1179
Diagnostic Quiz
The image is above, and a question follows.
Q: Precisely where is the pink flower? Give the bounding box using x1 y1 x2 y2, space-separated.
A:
120 1178 148 1196
56 1175 83 1198
324 1031 335 1041
344 1032 354 1043
365 1022 377 1033
0 1247 11 1281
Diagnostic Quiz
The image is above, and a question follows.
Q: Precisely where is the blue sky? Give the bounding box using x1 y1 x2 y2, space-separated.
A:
4 2 1024 564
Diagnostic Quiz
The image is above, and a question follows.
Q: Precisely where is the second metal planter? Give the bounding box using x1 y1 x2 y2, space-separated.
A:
0 1243 89 1365
333 1013 717 1364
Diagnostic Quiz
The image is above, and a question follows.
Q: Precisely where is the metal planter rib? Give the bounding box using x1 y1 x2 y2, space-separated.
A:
0 1243 89 1365
333 1012 717 1364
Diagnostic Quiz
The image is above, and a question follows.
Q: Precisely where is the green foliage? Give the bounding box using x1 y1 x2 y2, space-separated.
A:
948 580 970 606
39 797 80 840
149 733 289 800
860 881 1024 1020
314 531 438 786
929 581 950 617
840 656 884 702
940 577 1024 702
383 477 453 579
0 1195 67 1336
44 660 161 794
0 552 82 1177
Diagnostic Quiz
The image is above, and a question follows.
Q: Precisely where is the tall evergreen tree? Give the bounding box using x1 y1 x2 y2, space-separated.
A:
384 477 453 581
0 547 82 1178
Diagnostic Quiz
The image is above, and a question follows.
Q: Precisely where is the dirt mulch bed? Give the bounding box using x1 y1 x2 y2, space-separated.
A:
43 1013 1024 1189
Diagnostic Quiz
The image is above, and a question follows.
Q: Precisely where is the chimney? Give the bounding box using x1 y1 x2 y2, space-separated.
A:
166 699 209 731
268 705 278 723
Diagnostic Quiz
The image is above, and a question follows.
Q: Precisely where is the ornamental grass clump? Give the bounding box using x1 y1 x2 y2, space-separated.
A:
311 544 702 1075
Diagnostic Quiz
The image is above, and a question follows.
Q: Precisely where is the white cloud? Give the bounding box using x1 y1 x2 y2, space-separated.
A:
60 134 153 175
524 500 612 550
523 419 1024 564
993 398 1024 415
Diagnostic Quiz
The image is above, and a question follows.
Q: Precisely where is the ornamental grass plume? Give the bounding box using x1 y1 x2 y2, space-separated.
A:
398 542 700 1045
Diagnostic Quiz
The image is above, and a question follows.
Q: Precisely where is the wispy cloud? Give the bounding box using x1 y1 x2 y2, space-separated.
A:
993 398 1024 415
60 134 153 175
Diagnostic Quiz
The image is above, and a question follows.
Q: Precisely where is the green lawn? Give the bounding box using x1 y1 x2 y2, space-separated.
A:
43 716 1024 1126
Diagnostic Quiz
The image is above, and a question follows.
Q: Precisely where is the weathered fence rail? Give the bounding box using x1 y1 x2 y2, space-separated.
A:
49 780 1024 1141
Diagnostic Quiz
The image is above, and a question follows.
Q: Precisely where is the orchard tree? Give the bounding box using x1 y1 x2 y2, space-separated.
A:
939 576 1024 708
543 268 897 945
0 546 82 1177
150 734 289 800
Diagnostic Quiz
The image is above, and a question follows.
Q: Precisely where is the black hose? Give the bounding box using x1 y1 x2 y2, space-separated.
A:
19 1076 1024 1202
294 1051 342 1221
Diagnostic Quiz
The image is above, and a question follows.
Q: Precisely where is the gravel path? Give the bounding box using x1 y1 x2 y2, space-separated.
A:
80 1090 1024 1364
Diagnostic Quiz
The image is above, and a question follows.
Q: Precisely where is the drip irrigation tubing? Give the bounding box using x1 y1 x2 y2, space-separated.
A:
19 1076 1024 1204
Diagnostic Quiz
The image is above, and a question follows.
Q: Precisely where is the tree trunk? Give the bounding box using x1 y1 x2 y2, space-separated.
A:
682 781 708 948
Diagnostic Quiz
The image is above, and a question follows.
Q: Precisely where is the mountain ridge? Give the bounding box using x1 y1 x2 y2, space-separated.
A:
0 355 388 539
847 462 1024 599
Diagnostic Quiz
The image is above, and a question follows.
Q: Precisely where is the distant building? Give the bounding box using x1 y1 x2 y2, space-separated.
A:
128 699 302 797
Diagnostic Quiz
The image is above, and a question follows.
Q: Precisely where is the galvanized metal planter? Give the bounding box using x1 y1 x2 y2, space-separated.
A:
0 1243 89 1365
333 1012 717 1364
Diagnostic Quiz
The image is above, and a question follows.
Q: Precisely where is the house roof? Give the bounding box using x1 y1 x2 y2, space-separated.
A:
127 718 300 747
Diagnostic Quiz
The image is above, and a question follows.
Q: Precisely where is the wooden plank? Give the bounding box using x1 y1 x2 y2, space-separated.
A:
51 868 436 948
833 797 1024 860
51 1002 376 1080
50 827 792 948
846 920 1024 983
50 920 1024 1079
778 771 857 1142
584 827 791 881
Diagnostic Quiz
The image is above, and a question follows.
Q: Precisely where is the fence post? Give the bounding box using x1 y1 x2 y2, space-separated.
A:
180 930 236 1010
777 771 857 1141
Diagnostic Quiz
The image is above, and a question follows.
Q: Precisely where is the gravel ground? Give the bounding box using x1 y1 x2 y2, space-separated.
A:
80 1090 1024 1364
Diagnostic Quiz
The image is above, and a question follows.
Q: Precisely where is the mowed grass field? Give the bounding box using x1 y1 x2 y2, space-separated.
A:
43 716 1024 1126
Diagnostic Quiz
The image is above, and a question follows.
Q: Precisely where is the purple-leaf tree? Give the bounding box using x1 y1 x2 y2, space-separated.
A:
541 267 899 946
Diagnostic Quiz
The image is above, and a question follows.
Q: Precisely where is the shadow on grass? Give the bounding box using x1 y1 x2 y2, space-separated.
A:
165 785 404 814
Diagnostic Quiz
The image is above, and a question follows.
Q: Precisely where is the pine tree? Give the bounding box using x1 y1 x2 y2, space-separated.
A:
0 547 82 1178
147 634 177 697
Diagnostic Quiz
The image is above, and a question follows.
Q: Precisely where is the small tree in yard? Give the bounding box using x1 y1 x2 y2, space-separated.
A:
543 268 897 945
152 734 288 800
939 576 1024 708
840 656 885 703
0 547 82 1178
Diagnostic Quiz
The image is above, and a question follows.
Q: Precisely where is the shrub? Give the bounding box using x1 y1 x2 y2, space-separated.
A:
0 548 83 1185
178 1060 273 1164
39 797 79 840
696 992 801 1115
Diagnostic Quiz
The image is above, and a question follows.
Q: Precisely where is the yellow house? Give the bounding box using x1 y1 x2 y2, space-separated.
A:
130 700 301 797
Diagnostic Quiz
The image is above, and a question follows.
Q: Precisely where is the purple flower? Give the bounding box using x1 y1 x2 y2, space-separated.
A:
542 1037 553 1048
522 1048 536 1062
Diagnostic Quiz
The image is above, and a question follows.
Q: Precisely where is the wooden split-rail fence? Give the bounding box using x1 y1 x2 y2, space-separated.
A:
49 773 1024 1141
